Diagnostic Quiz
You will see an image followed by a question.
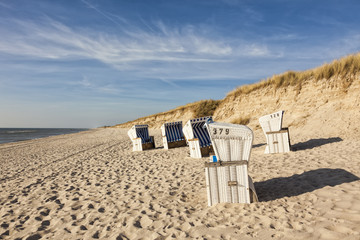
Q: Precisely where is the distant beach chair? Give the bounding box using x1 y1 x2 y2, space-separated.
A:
127 125 155 151
259 110 291 154
204 120 258 206
183 116 213 158
161 121 187 149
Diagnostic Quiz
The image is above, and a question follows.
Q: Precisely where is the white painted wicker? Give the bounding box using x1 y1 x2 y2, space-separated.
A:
204 121 257 206
259 110 284 134
259 111 291 154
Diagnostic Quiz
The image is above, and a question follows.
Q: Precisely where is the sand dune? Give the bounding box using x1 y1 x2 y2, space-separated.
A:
0 128 359 239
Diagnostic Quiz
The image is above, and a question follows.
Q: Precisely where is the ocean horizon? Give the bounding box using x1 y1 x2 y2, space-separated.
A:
0 128 89 144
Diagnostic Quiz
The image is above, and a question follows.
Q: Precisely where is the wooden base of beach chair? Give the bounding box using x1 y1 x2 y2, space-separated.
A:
200 146 213 157
204 161 258 206
249 176 258 203
163 137 187 149
132 136 155 151
265 128 291 154
188 139 213 158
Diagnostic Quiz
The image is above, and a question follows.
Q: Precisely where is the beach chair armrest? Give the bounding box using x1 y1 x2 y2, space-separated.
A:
204 160 248 167
266 128 289 135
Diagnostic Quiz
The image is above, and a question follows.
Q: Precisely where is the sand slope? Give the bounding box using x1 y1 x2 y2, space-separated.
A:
0 128 359 239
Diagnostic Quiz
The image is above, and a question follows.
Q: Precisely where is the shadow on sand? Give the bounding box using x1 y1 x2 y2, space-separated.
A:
255 168 359 202
252 143 266 148
291 137 343 151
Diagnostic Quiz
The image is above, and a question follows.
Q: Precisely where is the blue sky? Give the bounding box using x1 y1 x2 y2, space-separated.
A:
1 0 359 128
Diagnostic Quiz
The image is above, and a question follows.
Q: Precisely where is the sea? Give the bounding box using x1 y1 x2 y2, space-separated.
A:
0 128 89 144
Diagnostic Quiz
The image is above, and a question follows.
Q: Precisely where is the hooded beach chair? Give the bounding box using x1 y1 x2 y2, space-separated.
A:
127 125 155 151
259 110 291 154
161 121 187 149
204 121 258 206
183 116 213 158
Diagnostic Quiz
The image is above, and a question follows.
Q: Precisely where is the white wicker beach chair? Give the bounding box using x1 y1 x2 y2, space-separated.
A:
161 121 186 149
259 110 291 154
127 125 155 151
204 121 258 206
183 116 213 158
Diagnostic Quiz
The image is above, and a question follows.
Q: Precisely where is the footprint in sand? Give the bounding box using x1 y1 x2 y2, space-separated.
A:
98 207 105 213
80 225 87 230
37 220 50 231
1 230 10 238
1 222 9 229
25 233 42 240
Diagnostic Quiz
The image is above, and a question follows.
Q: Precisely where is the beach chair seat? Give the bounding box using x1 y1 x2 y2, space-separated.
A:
183 116 213 158
161 121 187 149
204 121 258 206
127 125 155 151
259 110 291 154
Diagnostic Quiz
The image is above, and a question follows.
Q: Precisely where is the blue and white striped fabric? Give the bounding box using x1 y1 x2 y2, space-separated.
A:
164 121 184 142
191 117 212 147
135 125 152 144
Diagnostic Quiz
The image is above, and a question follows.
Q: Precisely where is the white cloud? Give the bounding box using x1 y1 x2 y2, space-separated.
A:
0 17 234 68
341 34 360 53
243 44 270 56
0 15 282 87
244 7 263 22
0 1 11 9
265 33 304 41
81 0 128 27
70 76 121 95
78 76 92 88
159 78 180 88
0 13 282 79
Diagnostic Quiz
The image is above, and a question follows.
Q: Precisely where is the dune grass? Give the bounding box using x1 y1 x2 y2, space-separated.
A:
231 116 251 125
115 99 220 127
116 53 360 127
191 99 221 118
227 53 360 98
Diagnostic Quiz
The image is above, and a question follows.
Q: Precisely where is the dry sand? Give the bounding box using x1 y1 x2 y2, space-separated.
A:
0 127 359 239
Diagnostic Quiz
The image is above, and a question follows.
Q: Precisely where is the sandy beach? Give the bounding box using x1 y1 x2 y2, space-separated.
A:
0 127 359 239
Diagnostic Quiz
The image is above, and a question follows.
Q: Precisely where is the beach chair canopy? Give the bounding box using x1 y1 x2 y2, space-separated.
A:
127 125 153 144
183 116 212 148
259 110 284 134
161 121 184 143
205 121 253 162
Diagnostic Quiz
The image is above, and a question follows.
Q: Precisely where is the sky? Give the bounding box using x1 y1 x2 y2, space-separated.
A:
1 0 360 128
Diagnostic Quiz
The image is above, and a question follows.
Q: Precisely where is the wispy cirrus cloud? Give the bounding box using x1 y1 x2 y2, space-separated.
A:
0 1 11 9
241 44 270 57
81 0 128 26
0 14 276 72
339 33 360 53
71 76 122 94
0 17 233 64
159 78 180 88
2 0 358 128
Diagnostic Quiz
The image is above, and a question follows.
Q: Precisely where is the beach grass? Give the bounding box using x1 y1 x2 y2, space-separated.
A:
227 52 360 99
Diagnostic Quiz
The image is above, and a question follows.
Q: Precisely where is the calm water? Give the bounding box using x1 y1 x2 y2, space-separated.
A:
0 128 89 144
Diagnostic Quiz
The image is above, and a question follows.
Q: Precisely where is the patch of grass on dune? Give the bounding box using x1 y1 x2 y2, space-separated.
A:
191 99 221 118
116 53 360 127
231 116 251 125
227 53 360 99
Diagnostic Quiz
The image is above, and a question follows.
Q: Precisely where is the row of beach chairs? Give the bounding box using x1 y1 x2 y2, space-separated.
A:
127 111 292 206
128 111 291 155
